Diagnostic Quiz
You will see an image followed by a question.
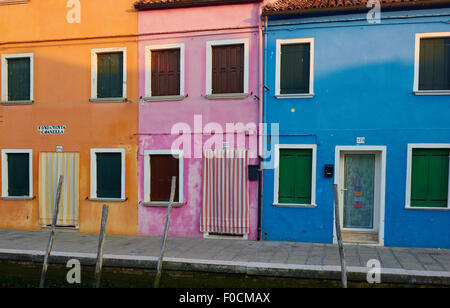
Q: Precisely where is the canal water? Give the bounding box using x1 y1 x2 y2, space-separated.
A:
0 260 436 288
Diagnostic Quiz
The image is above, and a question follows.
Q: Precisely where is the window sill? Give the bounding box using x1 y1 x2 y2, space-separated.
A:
205 93 248 100
275 94 315 99
405 206 450 211
1 196 34 201
89 197 127 203
89 98 128 103
413 90 450 96
273 203 316 208
0 100 33 105
141 201 184 208
143 95 185 102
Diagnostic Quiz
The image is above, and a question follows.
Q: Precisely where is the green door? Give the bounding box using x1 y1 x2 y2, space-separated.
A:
343 154 375 229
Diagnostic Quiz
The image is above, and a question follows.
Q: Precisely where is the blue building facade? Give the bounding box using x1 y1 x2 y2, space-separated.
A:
262 3 450 249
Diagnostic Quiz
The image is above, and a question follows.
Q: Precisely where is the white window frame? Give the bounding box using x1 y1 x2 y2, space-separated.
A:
1 53 34 103
413 32 450 96
90 47 127 101
273 144 317 208
143 149 184 206
144 43 185 101
275 38 314 99
1 149 33 199
205 38 249 98
405 143 450 210
90 148 126 201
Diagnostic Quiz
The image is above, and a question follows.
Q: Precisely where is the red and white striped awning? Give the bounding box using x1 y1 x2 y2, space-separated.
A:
201 149 249 235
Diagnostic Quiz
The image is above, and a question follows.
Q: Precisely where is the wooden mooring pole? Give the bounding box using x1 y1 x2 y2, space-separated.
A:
333 184 348 288
94 204 109 288
39 175 64 288
154 176 177 288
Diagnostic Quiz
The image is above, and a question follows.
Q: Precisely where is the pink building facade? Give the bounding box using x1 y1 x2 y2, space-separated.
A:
136 1 263 240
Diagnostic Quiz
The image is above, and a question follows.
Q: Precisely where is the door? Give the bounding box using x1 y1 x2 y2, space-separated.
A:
39 152 79 227
341 154 377 231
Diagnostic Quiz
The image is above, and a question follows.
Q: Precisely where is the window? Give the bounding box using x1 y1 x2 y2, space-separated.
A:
90 149 125 200
406 144 450 209
1 53 33 103
91 48 127 101
145 44 185 100
143 150 183 206
206 39 249 98
414 33 450 94
1 149 33 199
275 38 314 98
274 145 317 207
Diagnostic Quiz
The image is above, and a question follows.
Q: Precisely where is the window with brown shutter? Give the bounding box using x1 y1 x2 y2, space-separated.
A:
212 44 244 94
151 49 181 96
150 155 180 202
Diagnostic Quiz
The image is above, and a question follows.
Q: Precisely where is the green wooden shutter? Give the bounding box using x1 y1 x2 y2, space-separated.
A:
96 153 122 198
411 149 449 208
280 44 310 94
279 149 312 204
7 153 30 197
419 38 450 91
8 58 30 101
97 52 123 98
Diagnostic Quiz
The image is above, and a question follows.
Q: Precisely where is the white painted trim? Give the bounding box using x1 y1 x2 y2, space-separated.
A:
90 47 127 100
273 144 317 207
90 148 126 200
205 38 249 96
333 146 387 246
144 43 185 98
275 38 314 97
203 233 248 240
413 32 450 92
1 53 34 102
143 149 184 203
405 143 450 210
1 149 33 198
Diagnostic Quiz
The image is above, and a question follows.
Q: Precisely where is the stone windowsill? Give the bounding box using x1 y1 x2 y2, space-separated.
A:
89 197 127 203
89 98 128 103
273 203 317 208
275 93 315 99
143 95 185 102
413 90 450 96
205 93 248 100
1 196 34 201
0 100 33 105
141 201 184 208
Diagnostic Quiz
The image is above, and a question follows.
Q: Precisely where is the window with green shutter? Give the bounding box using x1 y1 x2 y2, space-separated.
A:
280 43 310 94
278 149 313 204
419 37 450 91
7 153 30 197
97 52 123 98
411 148 449 208
7 57 31 101
96 153 122 198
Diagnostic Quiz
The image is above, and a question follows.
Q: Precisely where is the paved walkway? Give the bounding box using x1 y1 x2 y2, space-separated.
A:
0 229 449 285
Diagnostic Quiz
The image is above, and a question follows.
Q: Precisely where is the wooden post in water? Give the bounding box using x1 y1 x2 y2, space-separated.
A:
333 184 348 288
154 176 177 288
39 175 64 288
94 204 109 288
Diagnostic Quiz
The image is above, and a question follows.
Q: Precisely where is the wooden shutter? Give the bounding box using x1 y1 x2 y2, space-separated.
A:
150 155 179 202
212 44 244 94
280 43 310 94
7 153 29 197
411 149 449 207
7 58 30 101
151 49 180 96
97 52 123 98
96 153 122 198
419 38 450 90
278 149 312 204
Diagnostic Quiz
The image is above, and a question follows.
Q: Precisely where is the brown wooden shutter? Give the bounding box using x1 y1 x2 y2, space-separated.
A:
151 49 181 96
150 155 179 202
212 44 244 94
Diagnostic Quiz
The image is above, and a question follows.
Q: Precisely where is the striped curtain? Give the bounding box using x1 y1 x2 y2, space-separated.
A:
39 153 79 227
201 149 249 235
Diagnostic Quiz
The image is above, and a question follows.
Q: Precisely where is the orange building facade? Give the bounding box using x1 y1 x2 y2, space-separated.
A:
0 0 139 235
